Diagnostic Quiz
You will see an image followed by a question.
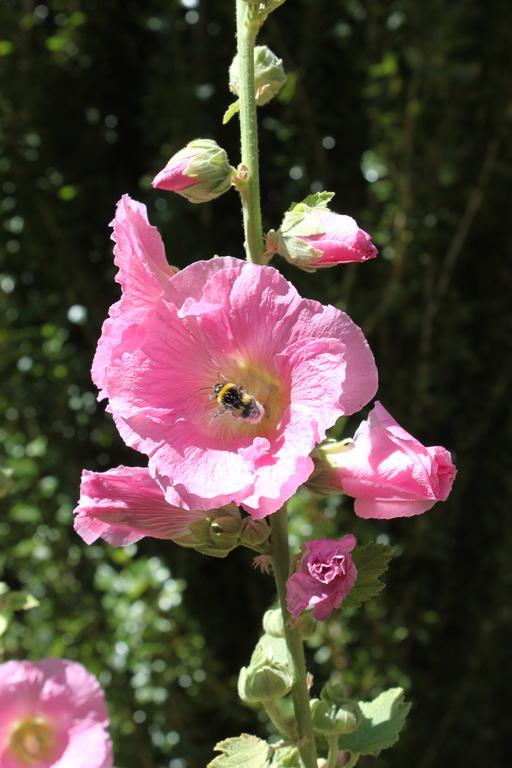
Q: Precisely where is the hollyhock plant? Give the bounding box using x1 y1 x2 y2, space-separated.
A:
74 466 209 546
93 206 378 518
0 659 112 768
315 401 456 519
287 536 357 621
152 139 234 203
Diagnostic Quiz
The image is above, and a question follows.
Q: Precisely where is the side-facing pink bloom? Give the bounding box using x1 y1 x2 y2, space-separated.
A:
94 199 378 518
74 466 209 546
287 536 357 621
152 139 233 204
329 401 456 519
0 659 112 768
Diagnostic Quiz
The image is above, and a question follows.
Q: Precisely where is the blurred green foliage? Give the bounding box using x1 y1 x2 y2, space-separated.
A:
1 1 511 767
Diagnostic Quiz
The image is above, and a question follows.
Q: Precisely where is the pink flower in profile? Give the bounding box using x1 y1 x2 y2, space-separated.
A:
0 659 112 768
287 536 357 621
327 401 457 519
152 139 233 203
74 466 209 546
94 199 378 518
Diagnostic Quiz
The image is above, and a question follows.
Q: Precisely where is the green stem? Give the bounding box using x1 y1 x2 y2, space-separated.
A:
235 0 264 264
270 507 318 768
344 752 360 768
263 699 295 741
326 735 339 768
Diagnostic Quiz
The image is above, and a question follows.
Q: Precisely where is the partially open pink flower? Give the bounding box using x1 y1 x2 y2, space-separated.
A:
287 536 357 621
74 466 209 546
0 659 112 768
325 402 456 519
94 201 378 518
152 139 233 204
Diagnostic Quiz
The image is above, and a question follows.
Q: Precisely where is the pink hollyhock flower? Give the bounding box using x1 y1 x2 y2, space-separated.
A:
94 199 378 518
287 535 357 621
0 659 112 768
74 466 209 546
325 401 456 519
152 139 233 203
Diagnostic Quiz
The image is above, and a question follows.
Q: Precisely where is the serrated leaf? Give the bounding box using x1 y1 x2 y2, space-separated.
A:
338 688 411 756
209 734 272 768
280 192 335 238
300 191 335 209
223 100 240 124
343 543 395 609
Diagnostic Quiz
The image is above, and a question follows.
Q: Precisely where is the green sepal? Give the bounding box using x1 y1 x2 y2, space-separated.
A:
338 688 411 757
223 100 240 124
238 635 292 703
310 698 361 735
208 734 272 768
270 745 302 767
343 543 395 609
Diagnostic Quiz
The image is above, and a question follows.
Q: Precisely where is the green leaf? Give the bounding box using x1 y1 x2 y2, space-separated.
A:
297 191 335 210
280 192 335 238
343 543 395 609
270 745 302 767
223 100 240 124
209 734 272 768
338 688 411 756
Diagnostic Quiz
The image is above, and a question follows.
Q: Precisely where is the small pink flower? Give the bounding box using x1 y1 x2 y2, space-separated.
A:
287 536 357 621
152 139 233 203
0 659 112 768
74 466 208 546
93 200 378 518
330 401 457 519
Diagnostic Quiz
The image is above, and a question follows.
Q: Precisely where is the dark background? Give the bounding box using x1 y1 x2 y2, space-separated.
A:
1 1 511 767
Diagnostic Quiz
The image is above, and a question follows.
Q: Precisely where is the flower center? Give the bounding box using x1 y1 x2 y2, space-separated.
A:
309 554 346 584
9 718 56 764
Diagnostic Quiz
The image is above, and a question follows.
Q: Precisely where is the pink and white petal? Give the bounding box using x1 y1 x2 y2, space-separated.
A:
53 720 112 768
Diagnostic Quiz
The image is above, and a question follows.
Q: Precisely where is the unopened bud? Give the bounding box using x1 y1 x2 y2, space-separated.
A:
240 517 270 548
262 608 284 638
173 505 242 558
229 46 286 106
152 139 234 203
238 640 293 702
310 698 361 735
269 192 377 272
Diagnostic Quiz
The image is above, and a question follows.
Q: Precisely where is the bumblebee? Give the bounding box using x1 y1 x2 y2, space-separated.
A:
213 379 265 423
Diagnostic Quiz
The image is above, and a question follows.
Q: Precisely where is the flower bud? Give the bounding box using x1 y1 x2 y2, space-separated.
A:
152 139 234 203
0 468 14 499
238 640 293 703
172 505 242 558
268 192 377 272
262 608 284 638
310 698 361 735
229 46 286 106
240 517 270 548
271 746 301 767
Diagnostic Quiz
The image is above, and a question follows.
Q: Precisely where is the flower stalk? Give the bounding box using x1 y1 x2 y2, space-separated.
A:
270 506 318 768
235 0 265 264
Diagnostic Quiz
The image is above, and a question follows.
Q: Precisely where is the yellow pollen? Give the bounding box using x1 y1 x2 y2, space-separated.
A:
9 718 56 764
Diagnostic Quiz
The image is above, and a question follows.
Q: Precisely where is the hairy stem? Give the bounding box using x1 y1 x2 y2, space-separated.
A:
270 506 318 768
235 0 264 263
326 735 339 768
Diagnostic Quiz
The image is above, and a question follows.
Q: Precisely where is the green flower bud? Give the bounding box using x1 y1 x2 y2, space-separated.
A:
172 505 242 558
310 698 361 735
240 517 270 548
270 746 301 767
0 468 14 499
152 139 234 204
238 638 293 703
229 46 286 106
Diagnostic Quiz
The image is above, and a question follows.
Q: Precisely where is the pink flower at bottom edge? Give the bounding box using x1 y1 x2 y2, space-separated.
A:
73 466 209 546
0 659 112 768
330 401 457 519
287 535 357 621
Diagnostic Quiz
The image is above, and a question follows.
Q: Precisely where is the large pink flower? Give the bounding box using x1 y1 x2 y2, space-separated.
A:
329 402 456 519
0 659 112 768
94 196 378 518
287 536 357 621
74 466 208 546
